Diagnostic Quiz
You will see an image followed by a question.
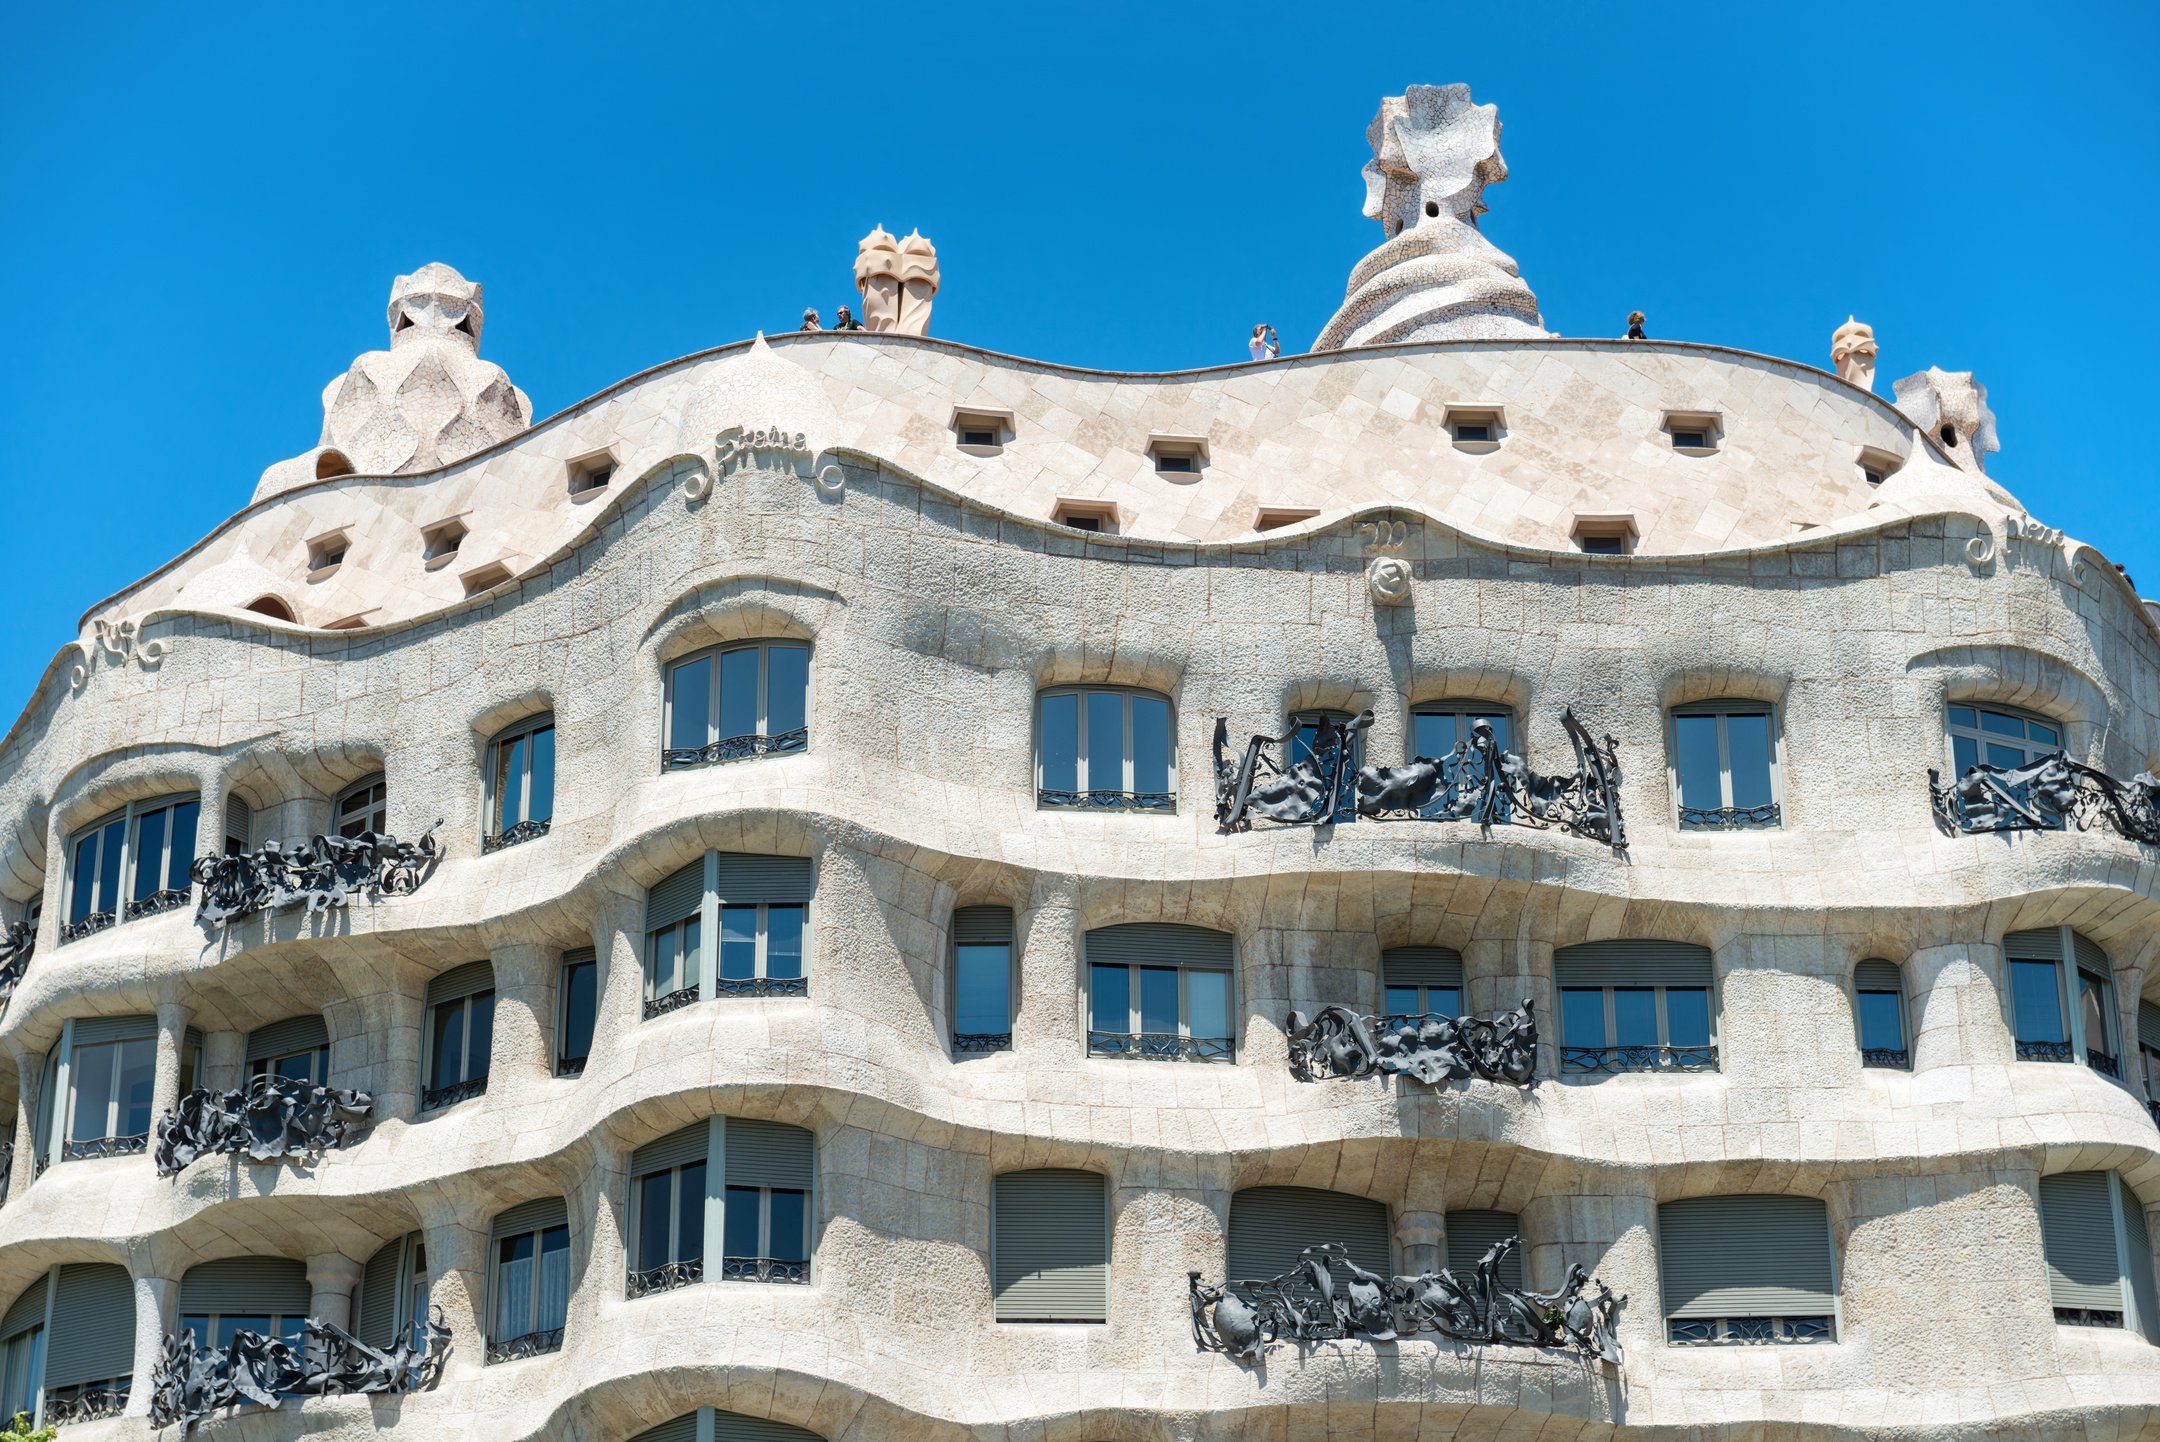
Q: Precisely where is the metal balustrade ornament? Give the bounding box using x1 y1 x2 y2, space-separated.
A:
59 909 115 943
150 1310 448 1434
422 1076 488 1111
1214 708 1625 853
0 1139 11 1197
954 1031 1012 1053
715 975 807 997
486 1327 563 1364
627 1259 703 1297
127 887 193 921
1669 1314 1831 1345
43 1380 130 1423
0 919 32 1013
155 1075 373 1176
645 986 700 1020
663 725 808 770
61 1132 149 1163
1286 999 1537 1086
719 1255 810 1283
1189 1236 1622 1366
1561 1043 1719 1074
1678 802 1782 831
1088 1031 1234 1062
192 823 442 930
482 818 551 854
1039 788 1177 812
1930 756 2160 844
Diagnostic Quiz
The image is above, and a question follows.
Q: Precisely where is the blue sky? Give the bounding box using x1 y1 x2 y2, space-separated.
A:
2 2 2155 719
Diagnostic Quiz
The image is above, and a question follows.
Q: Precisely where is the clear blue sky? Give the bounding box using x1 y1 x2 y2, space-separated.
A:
3 2 2155 720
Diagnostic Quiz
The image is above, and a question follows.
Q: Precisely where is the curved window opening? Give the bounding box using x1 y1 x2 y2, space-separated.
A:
246 1014 329 1085
1408 701 1515 819
422 962 494 1110
663 641 810 771
1037 687 1176 812
628 1118 815 1296
1658 1194 1836 1344
483 715 554 853
314 450 354 480
952 905 1015 1055
1853 959 1910 1068
62 794 199 943
1084 923 1233 1062
992 1169 1107 1321
243 595 297 622
2006 928 2119 1075
557 948 596 1077
487 1199 570 1362
1669 702 1781 830
1555 940 1718 1075
334 773 388 839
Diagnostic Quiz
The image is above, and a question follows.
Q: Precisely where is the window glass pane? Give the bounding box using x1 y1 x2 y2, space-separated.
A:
131 806 169 901
537 1226 570 1330
182 1316 210 1349
273 1050 319 1084
1186 968 1230 1040
1040 694 1078 793
467 992 495 1079
431 1000 465 1087
70 1043 117 1141
71 831 100 923
407 1243 428 1349
165 799 200 890
96 817 123 909
719 647 760 739
562 961 596 1061
2079 971 2111 1053
1139 966 1180 1035
1856 990 1904 1051
1612 988 1658 1047
118 1036 156 1136
1560 988 1606 1047
497 735 528 828
0 1328 39 1420
648 928 679 996
768 1188 808 1262
1430 986 1461 1019
1663 988 1711 1047
765 905 804 980
1978 709 2025 738
955 943 1010 1034
676 1161 706 1262
1131 695 1171 796
1086 692 1126 793
1383 984 1420 1016
277 1315 307 1348
1947 706 1975 729
669 656 712 751
1986 742 2026 769
1673 713 1724 811
1412 711 1460 760
2028 720 2060 748
724 1185 763 1258
637 1174 674 1271
720 906 757 982
218 1316 269 1350
1951 735 1979 774
767 644 809 737
497 1233 534 1338
526 726 555 823
1723 713 1774 810
2008 960 2066 1043
1089 964 1129 1033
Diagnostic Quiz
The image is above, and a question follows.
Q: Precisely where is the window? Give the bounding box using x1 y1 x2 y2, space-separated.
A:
305 530 348 578
1289 708 1361 822
63 794 199 942
1382 945 1462 1023
423 962 495 1110
1227 1187 1391 1306
1445 406 1504 450
953 906 1014 1054
1947 704 2063 776
53 1016 157 1163
1658 1195 1836 1343
2139 1002 2160 1126
461 561 513 597
631 1412 824 1442
1037 687 1175 811
1555 940 1717 1074
643 853 813 1018
488 1199 570 1362
484 715 555 852
1050 498 1117 534
420 517 468 568
627 1118 815 1296
243 594 296 621
1853 960 1909 1069
1445 1209 1525 1289
662 641 810 769
0 1279 44 1425
1253 506 1319 532
993 1169 1108 1322
2006 928 2119 1074
1407 702 1514 819
335 774 388 839
557 948 596 1077
356 1233 430 1354
2038 1171 2159 1337
1146 435 1207 475
180 1256 312 1355
950 408 1013 452
1084 923 1233 1062
223 794 251 856
568 450 616 496
1662 411 1722 453
1570 514 1639 555
0 1263 134 1427
1670 703 1781 829
246 1014 330 1085
1858 446 1900 487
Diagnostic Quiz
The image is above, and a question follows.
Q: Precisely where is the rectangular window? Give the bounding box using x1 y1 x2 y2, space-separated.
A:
627 1117 818 1297
1037 689 1176 812
633 1159 708 1292
0 1325 41 1423
558 951 597 1076
715 903 806 995
2077 966 2119 1077
1658 1194 1836 1344
952 906 1014 1054
66 1036 156 1157
64 795 199 942
663 641 811 769
1856 991 1906 1066
721 1185 809 1282
1671 705 1780 829
646 916 703 1015
424 973 495 1109
335 776 388 838
485 718 555 851
1555 941 1718 1075
493 1223 570 1353
1948 705 2063 777
1085 923 1234 1062
993 1169 1109 1323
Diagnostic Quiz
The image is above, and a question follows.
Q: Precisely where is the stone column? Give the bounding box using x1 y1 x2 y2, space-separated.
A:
150 1000 191 1124
200 1028 246 1095
1017 876 1081 1061
587 886 645 1065
1461 937 1514 1018
1395 1209 1446 1277
1907 942 2012 1074
8 1043 41 1203
486 942 556 1095
124 1271 180 1419
344 983 426 1122
306 1252 365 1331
417 1192 489 1380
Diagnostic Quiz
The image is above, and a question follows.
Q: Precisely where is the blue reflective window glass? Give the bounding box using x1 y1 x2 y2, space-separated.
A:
118 1036 156 1136
536 1226 570 1330
164 799 200 890
1412 711 1460 760
497 734 528 828
1186 969 1230 1040
720 906 756 981
669 656 712 751
1560 988 1606 1048
1089 964 1128 1033
1139 966 1179 1035
1086 692 1125 793
1673 713 1724 812
765 904 804 980
1612 988 1658 1047
2008 960 2066 1044
1383 985 1420 1016
1040 694 1079 794
1856 990 1903 1051
767 644 809 737
1952 735 1979 774
497 1233 534 1338
70 1042 118 1142
526 726 555 824
561 959 596 1062
430 1000 465 1088
1724 714 1774 810
724 1185 761 1259
466 992 494 1081
638 1173 674 1271
131 807 168 902
1131 695 1171 796
719 646 760 741
676 1161 706 1263
769 1189 808 1262
955 943 1011 1035
1663 988 1711 1047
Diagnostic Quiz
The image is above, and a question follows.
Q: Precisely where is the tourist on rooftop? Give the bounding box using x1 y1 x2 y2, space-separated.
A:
833 304 864 331
1249 323 1280 360
800 308 822 331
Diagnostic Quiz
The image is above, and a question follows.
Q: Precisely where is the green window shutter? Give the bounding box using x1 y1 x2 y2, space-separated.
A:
725 1119 814 1188
355 1237 407 1349
45 1262 134 1387
71 1014 156 1047
246 1014 328 1063
632 1123 710 1177
1383 946 1462 989
629 1415 700 1442
710 1412 823 1442
953 906 1013 946
224 795 251 850
713 853 813 903
1084 923 1232 968
645 862 705 931
2038 1172 2125 1313
1853 959 1903 992
179 1256 312 1315
491 1197 570 1240
1227 1186 1392 1285
2139 1002 2160 1053
1554 940 1713 987
2004 929 2065 962
992 1169 1107 1322
427 961 495 1007
0 1276 48 1339
1444 1209 1524 1290
1658 1195 1834 1319
2119 1177 2159 1344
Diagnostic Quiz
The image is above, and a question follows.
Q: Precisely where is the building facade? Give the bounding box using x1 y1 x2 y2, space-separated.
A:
1 86 2158 1442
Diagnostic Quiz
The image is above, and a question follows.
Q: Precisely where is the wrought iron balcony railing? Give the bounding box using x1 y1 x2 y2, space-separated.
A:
43 1379 130 1423
485 1326 564 1364
191 823 442 930
1561 1044 1719 1075
60 909 115 943
0 918 32 1017
2149 1099 2160 1130
1861 1046 1912 1069
1214 707 1625 852
156 1075 373 1176
954 1031 1012 1054
627 1259 702 1298
482 818 551 854
1286 1000 1537 1086
662 726 808 771
1678 803 1781 831
151 1310 446 1430
125 888 191 922
2055 1306 2124 1328
719 1255 809 1283
2089 1049 2121 1078
557 1055 588 1079
2016 1039 2073 1062
422 1076 488 1111
1087 1031 1233 1062
644 986 700 1020
61 1132 149 1163
1668 1314 1832 1344
1931 754 2160 844
716 975 807 997
1038 788 1177 813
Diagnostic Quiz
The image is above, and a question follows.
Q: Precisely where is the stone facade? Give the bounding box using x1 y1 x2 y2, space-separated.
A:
1 280 2158 1442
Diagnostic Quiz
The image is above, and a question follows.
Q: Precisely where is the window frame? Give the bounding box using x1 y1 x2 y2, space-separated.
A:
660 639 812 771
1034 685 1178 813
1558 983 1719 1074
249 1042 329 1086
556 952 597 1077
489 1219 571 1355
2007 927 2121 1080
1945 702 2065 781
1852 964 1911 1070
1668 701 1783 831
181 1310 308 1354
714 901 807 996
421 985 495 1109
626 1120 817 1297
482 714 555 852
63 793 201 942
60 1031 157 1160
949 907 1017 1056
333 773 388 839
1085 954 1236 1064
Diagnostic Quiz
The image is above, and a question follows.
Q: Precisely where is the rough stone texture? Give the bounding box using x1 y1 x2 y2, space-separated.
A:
1893 366 2000 475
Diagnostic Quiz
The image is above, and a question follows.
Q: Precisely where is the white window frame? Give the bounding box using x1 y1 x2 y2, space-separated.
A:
182 1309 307 1352
1946 702 2064 773
61 1030 157 1155
721 1183 813 1277
1086 961 1236 1062
556 954 597 1076
249 1042 328 1085
334 773 388 839
661 640 811 768
626 1120 818 1293
1668 702 1783 830
64 793 200 940
2006 926 2119 1080
483 715 555 845
1558 983 1719 1072
421 987 494 1105
1034 685 1178 811
1851 966 1910 1068
490 1219 570 1347
644 916 703 1010
714 901 808 994
1381 979 1461 1021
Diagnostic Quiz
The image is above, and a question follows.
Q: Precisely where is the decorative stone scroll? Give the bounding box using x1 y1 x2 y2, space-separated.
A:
1189 1236 1622 1366
1930 757 2160 845
1286 998 1537 1085
154 1075 374 1177
150 1310 447 1434
1213 707 1626 852
684 423 845 500
190 823 442 930
70 615 169 688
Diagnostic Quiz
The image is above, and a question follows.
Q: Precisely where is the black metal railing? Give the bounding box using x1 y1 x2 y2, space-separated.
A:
2148 1099 2160 1129
2055 1306 2124 1328
1677 803 1782 831
60 910 116 943
954 1031 1012 1053
1039 789 1177 813
626 1259 702 1298
1288 1000 1537 1086
1561 1044 1719 1075
2089 1049 2121 1078
61 1132 149 1162
156 1075 372 1176
2016 1039 2073 1062
643 986 700 1020
1668 1315 1832 1344
662 726 808 771
719 1256 809 1283
482 819 551 854
556 1055 588 1079
1931 755 2160 845
0 919 33 1016
715 976 807 997
485 1327 564 1363
1861 1046 1911 1069
190 823 441 930
421 1076 488 1110
125 888 191 921
43 1379 130 1423
1087 1031 1233 1062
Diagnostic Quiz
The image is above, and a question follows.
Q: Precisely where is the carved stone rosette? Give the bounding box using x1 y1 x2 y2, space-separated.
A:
1929 756 2160 845
1286 999 1537 1086
155 1075 374 1177
150 1310 447 1433
1188 1236 1622 1366
191 822 442 930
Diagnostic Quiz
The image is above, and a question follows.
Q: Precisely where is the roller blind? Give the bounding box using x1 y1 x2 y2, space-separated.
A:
711 1413 823 1442
355 1236 408 1350
992 1169 1107 1322
1227 1186 1392 1286
726 1119 813 1188
1444 1209 1524 1290
632 1123 709 1177
491 1197 569 1239
179 1256 311 1315
427 961 495 1006
45 1262 133 1387
1383 946 1463 988
1853 959 1903 992
563 945 596 968
0 1276 47 1338
2140 1001 2160 1053
2039 1172 2125 1313
2072 932 2110 976
714 853 813 903
953 906 1013 946
1658 1195 1834 1318
2004 928 2065 962
1555 940 1714 987
71 1014 156 1047
1085 923 1232 968
224 795 251 850
645 862 704 931
630 1416 699 1442
246 1014 328 1062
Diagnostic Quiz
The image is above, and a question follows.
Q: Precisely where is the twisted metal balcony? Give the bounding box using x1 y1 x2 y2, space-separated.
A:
60 1132 149 1163
156 1074 373 1176
190 822 441 930
150 1310 446 1430
0 918 32 1017
2089 1049 2121 1078
2016 1039 2073 1062
626 1259 702 1298
2054 1306 2124 1328
59 909 115 943
954 1031 1012 1054
1561 1044 1719 1075
124 887 191 922
1861 1046 1912 1069
662 725 808 771
43 1379 130 1423
1286 1000 1537 1086
715 975 807 997
644 986 700 1020
1038 788 1176 813
485 1327 563 1364
1930 754 2160 844
1087 1031 1233 1062
482 818 551 854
